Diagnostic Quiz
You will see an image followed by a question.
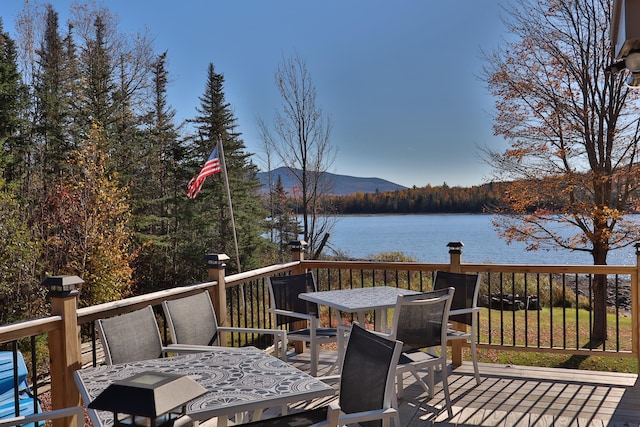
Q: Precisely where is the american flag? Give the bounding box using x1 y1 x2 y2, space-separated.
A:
187 143 222 199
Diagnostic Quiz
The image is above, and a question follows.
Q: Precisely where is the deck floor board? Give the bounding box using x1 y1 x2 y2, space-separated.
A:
279 350 640 426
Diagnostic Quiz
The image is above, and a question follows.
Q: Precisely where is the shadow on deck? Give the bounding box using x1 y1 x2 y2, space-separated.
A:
284 350 640 427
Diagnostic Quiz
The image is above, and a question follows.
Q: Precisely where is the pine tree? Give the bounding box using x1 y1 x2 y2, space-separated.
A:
272 175 299 261
131 51 188 292
82 15 115 131
33 5 76 183
186 63 268 274
0 18 29 185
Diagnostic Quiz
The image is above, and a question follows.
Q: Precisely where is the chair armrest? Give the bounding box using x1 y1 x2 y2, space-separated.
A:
270 308 316 322
367 329 393 339
317 374 341 384
336 407 398 425
217 327 286 338
163 344 223 355
0 406 85 427
446 329 471 339
449 307 481 316
217 327 288 360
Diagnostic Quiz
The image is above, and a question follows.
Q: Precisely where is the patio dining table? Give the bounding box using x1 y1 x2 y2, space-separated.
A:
74 346 334 427
299 286 420 332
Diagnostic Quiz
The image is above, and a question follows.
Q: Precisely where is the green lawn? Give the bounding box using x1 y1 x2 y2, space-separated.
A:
471 307 637 373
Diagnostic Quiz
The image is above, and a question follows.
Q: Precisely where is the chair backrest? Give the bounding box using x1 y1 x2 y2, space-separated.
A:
96 305 164 365
163 291 220 347
339 323 402 427
268 272 319 327
391 288 454 352
433 270 480 326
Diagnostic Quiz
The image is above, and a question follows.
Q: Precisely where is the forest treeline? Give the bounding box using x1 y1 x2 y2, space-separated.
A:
327 182 508 214
0 4 280 324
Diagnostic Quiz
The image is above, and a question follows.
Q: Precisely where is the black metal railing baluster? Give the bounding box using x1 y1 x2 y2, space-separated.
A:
524 273 529 347
487 272 492 346
500 272 505 345
615 274 620 352
511 273 516 346
92 321 98 367
587 274 592 350
562 274 567 349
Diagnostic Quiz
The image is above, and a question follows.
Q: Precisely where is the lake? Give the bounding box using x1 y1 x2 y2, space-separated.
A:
325 214 639 265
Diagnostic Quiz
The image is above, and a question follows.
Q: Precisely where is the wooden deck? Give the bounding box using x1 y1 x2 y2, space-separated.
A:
282 350 640 427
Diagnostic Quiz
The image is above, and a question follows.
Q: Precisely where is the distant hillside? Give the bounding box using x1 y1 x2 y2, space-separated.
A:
257 167 407 196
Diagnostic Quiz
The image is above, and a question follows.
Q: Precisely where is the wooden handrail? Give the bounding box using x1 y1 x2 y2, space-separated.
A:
77 281 217 324
0 316 61 345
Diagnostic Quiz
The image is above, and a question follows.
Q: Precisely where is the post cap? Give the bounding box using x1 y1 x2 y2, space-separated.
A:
203 253 230 268
447 241 464 253
288 240 307 252
41 275 83 297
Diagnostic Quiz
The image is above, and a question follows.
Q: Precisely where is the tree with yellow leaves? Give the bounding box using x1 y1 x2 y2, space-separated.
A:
483 0 640 342
41 123 133 305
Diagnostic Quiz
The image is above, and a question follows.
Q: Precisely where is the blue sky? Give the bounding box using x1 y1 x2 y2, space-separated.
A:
1 1 510 188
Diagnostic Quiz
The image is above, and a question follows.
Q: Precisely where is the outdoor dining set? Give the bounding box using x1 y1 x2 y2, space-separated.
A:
73 270 481 427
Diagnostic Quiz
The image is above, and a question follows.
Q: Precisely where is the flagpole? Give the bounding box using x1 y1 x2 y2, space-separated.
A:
218 135 242 274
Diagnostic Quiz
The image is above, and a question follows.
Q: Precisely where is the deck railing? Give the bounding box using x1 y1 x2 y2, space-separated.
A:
0 241 638 427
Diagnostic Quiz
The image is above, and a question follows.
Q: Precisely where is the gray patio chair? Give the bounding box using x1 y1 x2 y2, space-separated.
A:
379 287 454 418
162 290 288 360
96 305 179 365
243 322 402 427
96 305 211 365
268 272 338 376
433 270 482 385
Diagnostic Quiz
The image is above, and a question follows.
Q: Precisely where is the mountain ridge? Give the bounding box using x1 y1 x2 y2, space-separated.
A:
257 167 407 196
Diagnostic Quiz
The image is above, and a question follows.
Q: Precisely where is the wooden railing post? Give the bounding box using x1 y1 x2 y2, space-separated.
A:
635 244 640 372
447 242 465 367
447 241 463 273
290 240 307 274
205 254 230 346
43 276 83 427
290 241 307 353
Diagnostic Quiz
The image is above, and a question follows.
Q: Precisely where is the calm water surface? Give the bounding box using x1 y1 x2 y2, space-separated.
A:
326 214 638 265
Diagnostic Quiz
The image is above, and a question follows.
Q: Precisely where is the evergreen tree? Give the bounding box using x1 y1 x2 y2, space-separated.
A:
81 15 115 132
33 5 75 183
186 63 268 274
272 175 299 261
0 18 29 185
131 51 188 292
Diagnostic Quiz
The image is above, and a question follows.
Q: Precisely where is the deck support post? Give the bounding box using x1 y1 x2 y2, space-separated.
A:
206 254 230 346
290 240 307 274
635 244 640 373
43 276 82 427
447 242 465 367
290 241 308 353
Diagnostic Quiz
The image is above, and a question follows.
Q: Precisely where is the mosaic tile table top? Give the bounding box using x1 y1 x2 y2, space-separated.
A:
74 346 334 426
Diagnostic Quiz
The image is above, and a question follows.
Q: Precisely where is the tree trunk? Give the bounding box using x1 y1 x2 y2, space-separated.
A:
591 245 608 343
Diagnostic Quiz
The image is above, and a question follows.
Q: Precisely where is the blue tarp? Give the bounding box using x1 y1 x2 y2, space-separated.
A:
0 351 43 427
